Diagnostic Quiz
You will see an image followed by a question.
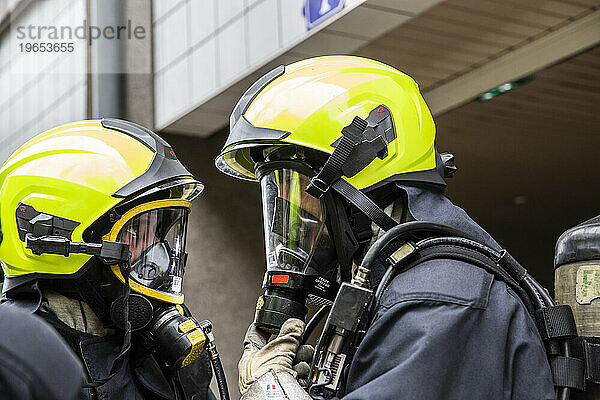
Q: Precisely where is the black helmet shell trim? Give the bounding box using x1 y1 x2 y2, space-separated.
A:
230 65 285 127
101 118 198 198
216 65 291 181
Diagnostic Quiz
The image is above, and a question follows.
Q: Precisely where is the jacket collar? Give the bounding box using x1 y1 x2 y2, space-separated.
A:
397 183 501 250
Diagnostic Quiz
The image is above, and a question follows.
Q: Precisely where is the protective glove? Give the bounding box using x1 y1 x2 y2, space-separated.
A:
239 318 313 397
293 342 314 388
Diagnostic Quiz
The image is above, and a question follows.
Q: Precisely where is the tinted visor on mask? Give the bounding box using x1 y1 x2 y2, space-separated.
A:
117 207 189 296
260 168 335 274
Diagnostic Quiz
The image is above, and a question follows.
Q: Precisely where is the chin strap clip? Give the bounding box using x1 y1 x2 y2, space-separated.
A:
306 104 394 199
25 233 130 264
304 105 398 232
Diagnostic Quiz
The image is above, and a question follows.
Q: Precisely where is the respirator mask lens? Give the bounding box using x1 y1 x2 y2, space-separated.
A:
118 207 189 296
261 169 326 273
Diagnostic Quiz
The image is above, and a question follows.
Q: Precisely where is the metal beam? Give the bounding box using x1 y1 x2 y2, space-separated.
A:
89 0 124 119
423 10 600 116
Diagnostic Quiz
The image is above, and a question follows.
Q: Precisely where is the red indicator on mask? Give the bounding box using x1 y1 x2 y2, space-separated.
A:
272 275 290 284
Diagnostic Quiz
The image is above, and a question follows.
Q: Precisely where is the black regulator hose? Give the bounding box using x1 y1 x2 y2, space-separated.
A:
374 265 395 306
419 238 570 400
414 236 535 314
302 305 331 346
360 221 475 275
211 355 230 400
199 320 230 400
363 222 476 315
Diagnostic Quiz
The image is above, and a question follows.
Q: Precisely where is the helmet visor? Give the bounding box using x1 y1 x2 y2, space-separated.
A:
260 169 327 273
117 207 189 295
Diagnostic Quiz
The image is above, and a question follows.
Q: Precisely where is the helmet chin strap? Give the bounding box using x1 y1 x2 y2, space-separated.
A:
304 110 399 233
81 259 133 388
368 196 412 249
322 192 359 284
304 105 453 235
330 179 397 231
112 261 133 367
349 197 409 281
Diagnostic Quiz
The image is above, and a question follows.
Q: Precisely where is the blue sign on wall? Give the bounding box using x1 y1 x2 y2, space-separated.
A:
304 0 345 30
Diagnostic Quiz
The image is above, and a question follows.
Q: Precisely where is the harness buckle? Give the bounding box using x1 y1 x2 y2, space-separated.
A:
306 177 330 198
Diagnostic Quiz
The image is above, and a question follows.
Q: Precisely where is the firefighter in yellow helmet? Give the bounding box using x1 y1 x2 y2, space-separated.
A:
0 119 226 400
216 56 556 399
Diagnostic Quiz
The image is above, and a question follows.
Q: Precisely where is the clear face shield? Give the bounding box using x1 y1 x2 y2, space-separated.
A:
117 206 189 298
260 168 332 274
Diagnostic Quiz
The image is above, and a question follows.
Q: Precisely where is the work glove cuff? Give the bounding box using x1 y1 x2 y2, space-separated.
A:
241 370 311 400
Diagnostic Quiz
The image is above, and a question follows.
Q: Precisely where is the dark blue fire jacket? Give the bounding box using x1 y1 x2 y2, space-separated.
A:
0 305 85 400
343 185 556 400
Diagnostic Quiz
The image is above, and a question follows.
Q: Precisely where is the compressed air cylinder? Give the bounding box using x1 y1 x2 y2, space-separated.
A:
555 217 600 399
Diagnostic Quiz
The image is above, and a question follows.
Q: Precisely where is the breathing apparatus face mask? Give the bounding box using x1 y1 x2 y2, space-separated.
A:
117 207 188 296
255 166 339 332
262 169 327 273
106 205 209 370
